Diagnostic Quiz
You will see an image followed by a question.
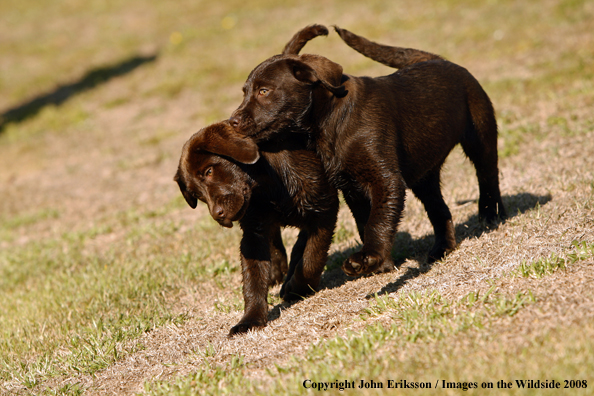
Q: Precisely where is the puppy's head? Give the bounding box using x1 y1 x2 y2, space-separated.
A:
174 121 260 228
229 53 346 140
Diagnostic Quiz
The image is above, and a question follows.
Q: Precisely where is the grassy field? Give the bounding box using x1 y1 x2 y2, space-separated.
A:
1 0 593 394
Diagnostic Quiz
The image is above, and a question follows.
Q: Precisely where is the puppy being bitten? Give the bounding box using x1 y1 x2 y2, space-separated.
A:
174 121 338 336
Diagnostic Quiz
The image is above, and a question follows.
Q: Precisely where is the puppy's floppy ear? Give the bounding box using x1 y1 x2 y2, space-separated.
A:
174 170 198 209
287 54 347 98
200 123 260 164
282 24 329 55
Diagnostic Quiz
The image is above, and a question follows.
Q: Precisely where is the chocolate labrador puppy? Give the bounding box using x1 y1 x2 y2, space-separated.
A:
174 121 338 336
229 25 506 277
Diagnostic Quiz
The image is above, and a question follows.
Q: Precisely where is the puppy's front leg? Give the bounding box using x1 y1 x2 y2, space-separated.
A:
269 225 288 286
279 230 308 298
342 176 404 276
229 231 271 337
281 224 334 301
342 187 372 242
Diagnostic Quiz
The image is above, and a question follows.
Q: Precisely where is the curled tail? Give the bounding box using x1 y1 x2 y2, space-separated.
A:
283 24 329 55
333 26 443 69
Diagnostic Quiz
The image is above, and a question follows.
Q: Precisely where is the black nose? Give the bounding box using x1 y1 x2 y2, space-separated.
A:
229 115 241 129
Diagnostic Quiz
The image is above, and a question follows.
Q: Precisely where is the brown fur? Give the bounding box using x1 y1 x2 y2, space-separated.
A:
229 25 506 277
174 121 338 336
282 24 329 56
333 26 443 68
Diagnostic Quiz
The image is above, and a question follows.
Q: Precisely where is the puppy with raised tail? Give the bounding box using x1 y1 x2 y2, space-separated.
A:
230 25 506 277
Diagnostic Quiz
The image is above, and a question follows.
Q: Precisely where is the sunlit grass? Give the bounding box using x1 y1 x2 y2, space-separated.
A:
1 0 593 393
0 202 242 389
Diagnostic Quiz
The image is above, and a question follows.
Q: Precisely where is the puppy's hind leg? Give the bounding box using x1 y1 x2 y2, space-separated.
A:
411 170 457 263
462 90 506 223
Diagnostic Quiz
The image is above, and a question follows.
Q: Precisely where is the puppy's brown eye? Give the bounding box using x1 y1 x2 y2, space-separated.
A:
204 168 213 177
258 88 269 96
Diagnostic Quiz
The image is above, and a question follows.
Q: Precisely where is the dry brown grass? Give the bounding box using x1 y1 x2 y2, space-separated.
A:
1 0 593 394
72 132 593 394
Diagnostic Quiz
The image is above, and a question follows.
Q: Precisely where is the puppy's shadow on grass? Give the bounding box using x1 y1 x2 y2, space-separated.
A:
268 192 551 322
0 53 158 133
368 192 551 298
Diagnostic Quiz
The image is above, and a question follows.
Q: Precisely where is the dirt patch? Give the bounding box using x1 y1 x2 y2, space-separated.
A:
43 126 594 394
2 2 593 394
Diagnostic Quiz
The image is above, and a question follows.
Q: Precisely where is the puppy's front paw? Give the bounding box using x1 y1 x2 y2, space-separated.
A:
478 201 507 224
427 244 451 264
280 276 316 301
342 252 393 276
228 319 266 337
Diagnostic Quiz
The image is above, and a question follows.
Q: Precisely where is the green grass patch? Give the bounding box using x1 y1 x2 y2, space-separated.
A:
146 354 248 396
517 253 567 279
2 0 594 393
0 208 60 234
143 288 541 395
515 240 594 279
0 207 241 391
143 238 594 396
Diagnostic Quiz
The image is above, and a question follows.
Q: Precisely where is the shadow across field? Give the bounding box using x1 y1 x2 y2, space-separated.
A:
0 53 158 133
267 192 551 322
